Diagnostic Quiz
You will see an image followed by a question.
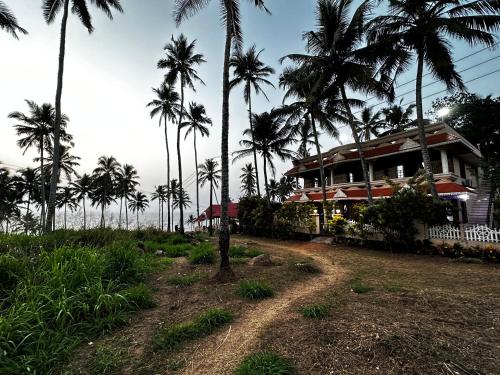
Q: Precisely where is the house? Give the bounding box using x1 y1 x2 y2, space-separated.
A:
285 123 492 226
195 203 239 227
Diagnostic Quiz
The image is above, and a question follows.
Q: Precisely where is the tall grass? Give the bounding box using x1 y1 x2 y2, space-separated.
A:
236 351 296 374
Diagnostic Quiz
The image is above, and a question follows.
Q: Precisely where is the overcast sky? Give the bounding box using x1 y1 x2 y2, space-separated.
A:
1 0 499 213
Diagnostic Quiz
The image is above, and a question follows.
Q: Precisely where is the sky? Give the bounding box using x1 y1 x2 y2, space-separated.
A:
1 0 499 217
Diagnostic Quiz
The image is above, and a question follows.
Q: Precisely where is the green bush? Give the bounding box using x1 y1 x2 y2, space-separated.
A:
236 351 295 375
275 202 317 239
103 242 152 284
153 308 233 350
189 243 215 265
298 304 329 319
238 280 274 300
0 254 27 297
328 216 348 235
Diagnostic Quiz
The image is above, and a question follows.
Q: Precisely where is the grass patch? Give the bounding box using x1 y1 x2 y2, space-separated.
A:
229 246 264 258
230 257 249 265
189 243 216 264
236 351 296 375
153 308 233 351
384 283 404 293
144 241 192 257
294 262 321 274
238 280 274 300
351 279 373 294
86 344 125 375
168 273 204 287
298 304 329 319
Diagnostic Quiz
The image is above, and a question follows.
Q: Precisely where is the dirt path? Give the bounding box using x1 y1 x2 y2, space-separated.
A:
178 238 346 375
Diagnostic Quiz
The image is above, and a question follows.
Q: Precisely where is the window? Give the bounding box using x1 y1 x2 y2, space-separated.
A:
397 165 404 179
349 172 354 183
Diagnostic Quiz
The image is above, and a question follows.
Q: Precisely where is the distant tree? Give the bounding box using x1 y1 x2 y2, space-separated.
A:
198 159 221 236
56 186 78 229
91 156 120 228
14 168 38 219
173 186 191 211
151 185 168 230
240 163 257 197
187 214 196 231
116 164 139 230
277 176 297 202
43 0 123 233
158 34 206 234
230 45 275 196
0 1 27 38
71 173 92 230
356 107 384 141
379 100 418 136
128 192 149 230
182 102 212 221
267 179 279 202
0 167 21 233
36 144 80 183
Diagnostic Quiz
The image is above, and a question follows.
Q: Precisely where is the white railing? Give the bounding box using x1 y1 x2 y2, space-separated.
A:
429 225 461 240
429 224 500 243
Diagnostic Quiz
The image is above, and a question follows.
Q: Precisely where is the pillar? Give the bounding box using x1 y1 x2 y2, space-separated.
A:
368 162 374 181
440 150 449 174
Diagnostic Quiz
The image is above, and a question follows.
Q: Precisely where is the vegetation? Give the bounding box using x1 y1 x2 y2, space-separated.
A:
351 278 374 294
168 273 204 287
189 243 216 264
236 351 295 375
229 245 264 258
238 280 274 300
198 158 221 236
298 304 329 319
153 308 233 351
0 1 27 38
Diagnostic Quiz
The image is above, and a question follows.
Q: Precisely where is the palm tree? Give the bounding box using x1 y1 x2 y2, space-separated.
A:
43 0 123 233
295 116 319 159
92 156 120 228
187 214 196 231
36 144 80 183
230 45 275 196
71 173 92 230
0 168 21 233
368 0 500 197
128 192 149 230
240 163 256 196
151 185 168 230
0 1 27 38
147 82 180 232
173 186 191 212
116 164 139 230
182 102 212 222
9 100 71 228
198 159 221 237
233 110 295 202
379 100 418 136
356 107 384 141
174 0 270 275
277 176 297 202
158 34 206 234
15 168 38 218
170 179 179 229
56 186 78 229
267 179 279 202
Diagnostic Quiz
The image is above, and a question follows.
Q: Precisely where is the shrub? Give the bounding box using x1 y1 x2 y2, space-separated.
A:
122 283 155 309
0 254 27 296
236 351 295 375
153 308 233 350
275 202 316 239
103 242 151 284
238 280 274 300
189 243 215 265
328 216 348 235
298 304 329 319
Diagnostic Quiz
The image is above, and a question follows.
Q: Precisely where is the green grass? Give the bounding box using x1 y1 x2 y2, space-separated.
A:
153 308 233 351
298 304 329 319
86 344 125 375
238 280 274 300
189 243 216 264
294 262 321 274
144 241 192 257
229 246 264 258
236 351 296 375
351 279 374 294
168 273 204 287
384 283 404 293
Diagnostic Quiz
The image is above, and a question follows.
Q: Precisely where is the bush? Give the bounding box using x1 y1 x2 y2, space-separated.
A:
122 283 155 309
238 196 281 237
236 351 295 375
103 242 151 284
275 202 316 239
189 243 216 265
0 254 27 297
238 280 274 300
153 308 233 350
298 304 329 319
328 216 348 235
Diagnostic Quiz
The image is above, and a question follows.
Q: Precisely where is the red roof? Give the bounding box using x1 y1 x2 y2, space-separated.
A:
286 182 468 202
198 203 239 220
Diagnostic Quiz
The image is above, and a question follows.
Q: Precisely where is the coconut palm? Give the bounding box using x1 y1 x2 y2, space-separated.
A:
368 0 500 197
181 102 212 222
147 82 180 232
0 1 27 38
170 179 179 229
187 214 196 231
116 164 139 230
277 176 297 202
0 168 21 233
56 186 78 229
379 100 417 136
9 100 71 228
174 0 270 275
198 158 221 237
128 192 149 230
151 185 168 230
71 173 92 230
35 144 80 183
230 45 275 196
356 107 385 141
14 168 38 218
267 179 280 202
233 110 295 202
173 186 191 211
43 0 123 233
240 163 256 197
158 34 206 234
294 116 319 159
92 156 120 228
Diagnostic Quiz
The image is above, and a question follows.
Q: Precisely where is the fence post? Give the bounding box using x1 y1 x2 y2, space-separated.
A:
459 224 465 242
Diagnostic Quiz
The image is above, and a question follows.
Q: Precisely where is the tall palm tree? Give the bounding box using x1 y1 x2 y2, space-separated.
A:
151 185 168 230
198 158 221 237
116 164 139 230
170 179 179 230
9 100 71 228
182 102 212 222
368 0 500 197
158 34 206 234
233 110 295 202
0 1 27 38
92 156 120 228
128 192 149 230
356 107 384 141
0 168 21 234
43 0 123 233
230 45 275 196
294 116 319 159
56 186 78 229
283 0 397 204
147 82 180 232
240 163 256 197
71 173 92 230
174 0 270 275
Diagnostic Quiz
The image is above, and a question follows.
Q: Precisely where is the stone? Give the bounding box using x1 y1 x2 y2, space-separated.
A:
249 254 274 266
155 250 164 256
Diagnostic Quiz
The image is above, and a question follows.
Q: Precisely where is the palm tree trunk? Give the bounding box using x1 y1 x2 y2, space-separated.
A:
161 199 164 230
263 157 270 202
177 80 185 234
164 116 171 232
310 112 328 226
101 202 105 228
158 199 161 229
340 87 373 204
217 21 232 275
209 180 213 236
416 52 438 198
45 0 69 233
247 85 261 196
64 203 67 229
83 196 86 230
40 135 46 229
137 210 139 230
119 196 123 229
194 131 200 222
125 197 128 230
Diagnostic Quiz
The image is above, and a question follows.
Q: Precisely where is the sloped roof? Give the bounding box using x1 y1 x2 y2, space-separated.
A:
197 203 239 221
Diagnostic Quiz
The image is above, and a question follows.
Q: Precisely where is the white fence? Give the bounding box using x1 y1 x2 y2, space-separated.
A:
429 224 500 243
